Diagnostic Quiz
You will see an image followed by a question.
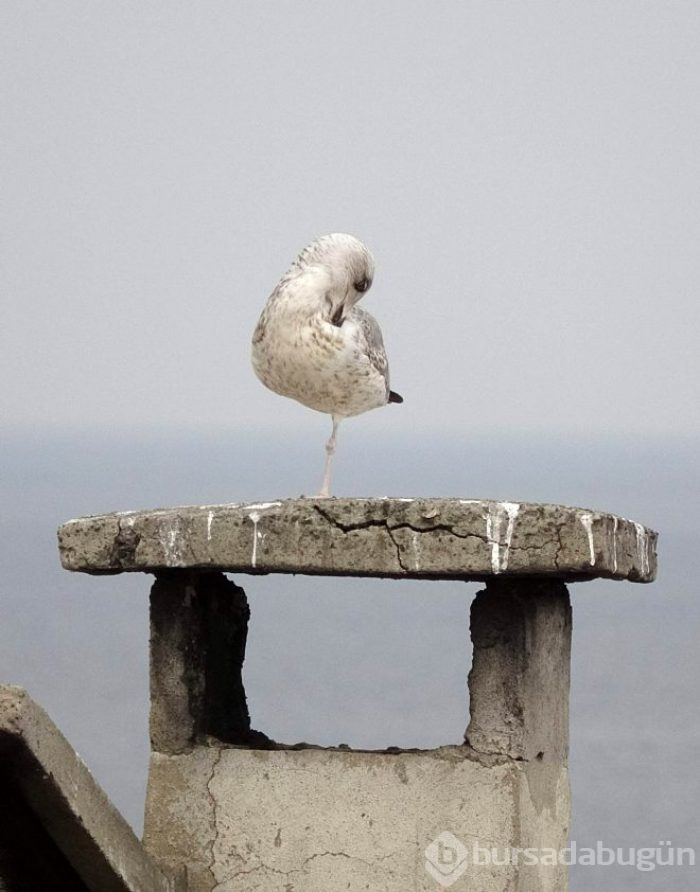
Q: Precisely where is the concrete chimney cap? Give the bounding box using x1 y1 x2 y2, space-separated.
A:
58 498 657 584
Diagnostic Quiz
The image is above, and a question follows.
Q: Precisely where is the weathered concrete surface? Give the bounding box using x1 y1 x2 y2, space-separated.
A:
149 572 256 754
142 575 571 888
58 498 657 582
466 580 572 762
143 745 569 892
55 499 650 890
465 581 572 892
0 686 178 892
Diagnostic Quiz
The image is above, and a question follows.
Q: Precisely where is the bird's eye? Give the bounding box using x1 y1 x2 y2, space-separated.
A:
355 278 370 292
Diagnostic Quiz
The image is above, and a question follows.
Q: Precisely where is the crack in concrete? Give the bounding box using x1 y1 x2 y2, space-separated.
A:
466 739 527 763
312 503 391 534
313 503 486 540
313 504 488 573
221 860 292 882
219 847 404 886
386 526 406 571
459 744 513 768
553 522 566 571
302 850 355 866
303 848 404 868
112 515 141 569
206 748 224 887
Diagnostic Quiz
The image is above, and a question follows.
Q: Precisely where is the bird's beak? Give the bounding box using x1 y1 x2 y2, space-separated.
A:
330 300 344 327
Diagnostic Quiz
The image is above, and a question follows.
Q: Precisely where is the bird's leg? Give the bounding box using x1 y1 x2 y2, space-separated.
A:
318 416 340 498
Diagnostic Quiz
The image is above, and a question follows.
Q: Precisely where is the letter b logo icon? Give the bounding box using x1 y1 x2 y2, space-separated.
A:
425 831 469 887
438 840 457 865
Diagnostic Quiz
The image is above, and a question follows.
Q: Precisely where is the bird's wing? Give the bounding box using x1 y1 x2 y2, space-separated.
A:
352 306 390 383
252 269 300 346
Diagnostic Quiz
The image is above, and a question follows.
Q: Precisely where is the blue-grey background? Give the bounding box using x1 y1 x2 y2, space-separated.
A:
2 3 698 889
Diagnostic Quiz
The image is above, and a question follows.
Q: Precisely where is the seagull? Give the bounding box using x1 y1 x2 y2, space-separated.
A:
251 233 402 497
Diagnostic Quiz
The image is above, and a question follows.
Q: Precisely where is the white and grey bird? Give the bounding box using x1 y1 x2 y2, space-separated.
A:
251 233 403 497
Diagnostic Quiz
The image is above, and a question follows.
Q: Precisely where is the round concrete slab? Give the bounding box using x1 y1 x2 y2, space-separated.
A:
58 498 657 582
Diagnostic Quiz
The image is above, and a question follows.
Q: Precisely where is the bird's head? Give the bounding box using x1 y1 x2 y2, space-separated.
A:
294 233 375 325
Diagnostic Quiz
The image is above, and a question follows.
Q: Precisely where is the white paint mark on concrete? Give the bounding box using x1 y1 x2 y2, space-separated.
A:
579 513 595 565
634 522 650 576
411 530 422 571
158 518 184 566
167 530 179 562
485 502 520 573
206 511 214 542
245 501 282 512
501 502 520 572
245 503 279 568
248 512 261 567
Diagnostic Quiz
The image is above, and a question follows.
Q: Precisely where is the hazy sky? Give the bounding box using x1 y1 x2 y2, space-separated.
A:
2 1 699 438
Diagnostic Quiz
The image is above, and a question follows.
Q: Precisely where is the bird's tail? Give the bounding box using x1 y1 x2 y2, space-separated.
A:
389 391 404 404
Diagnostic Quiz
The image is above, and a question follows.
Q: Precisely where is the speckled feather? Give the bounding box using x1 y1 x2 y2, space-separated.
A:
251 234 401 419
